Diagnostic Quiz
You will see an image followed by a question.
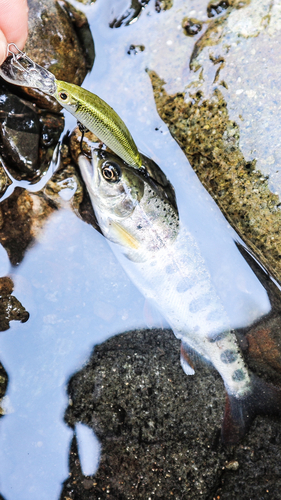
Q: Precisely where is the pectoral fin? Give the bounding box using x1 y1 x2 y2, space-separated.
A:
108 219 140 250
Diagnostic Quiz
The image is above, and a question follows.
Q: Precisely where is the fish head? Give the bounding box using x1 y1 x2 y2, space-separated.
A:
54 80 80 113
78 150 144 218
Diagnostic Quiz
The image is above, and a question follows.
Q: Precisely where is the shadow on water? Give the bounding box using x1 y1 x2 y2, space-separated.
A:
1 0 281 499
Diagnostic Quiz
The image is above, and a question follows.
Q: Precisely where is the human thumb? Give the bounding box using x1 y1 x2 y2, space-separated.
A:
0 30 7 65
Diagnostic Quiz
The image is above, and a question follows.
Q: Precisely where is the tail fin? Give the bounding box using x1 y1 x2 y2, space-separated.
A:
222 375 281 445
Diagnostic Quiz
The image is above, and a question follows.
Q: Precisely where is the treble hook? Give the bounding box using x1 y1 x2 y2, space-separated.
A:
7 43 38 73
0 42 57 95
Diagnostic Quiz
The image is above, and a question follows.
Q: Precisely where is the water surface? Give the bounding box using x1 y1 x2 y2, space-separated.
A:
0 0 276 498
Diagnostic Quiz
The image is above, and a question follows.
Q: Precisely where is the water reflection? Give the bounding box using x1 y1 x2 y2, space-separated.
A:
0 210 151 500
0 162 277 498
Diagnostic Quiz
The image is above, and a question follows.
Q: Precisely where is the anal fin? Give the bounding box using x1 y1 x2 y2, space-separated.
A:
180 342 195 376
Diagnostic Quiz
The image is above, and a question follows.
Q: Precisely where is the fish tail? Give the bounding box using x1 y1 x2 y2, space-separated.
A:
222 374 281 445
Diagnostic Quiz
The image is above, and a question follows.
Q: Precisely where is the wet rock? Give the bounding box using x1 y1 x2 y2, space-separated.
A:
68 127 104 232
0 160 11 200
43 163 83 211
213 425 281 498
0 122 97 266
0 91 40 177
182 18 203 36
127 44 145 55
20 0 95 111
0 87 64 181
0 188 57 265
110 0 173 28
37 111 65 177
60 326 281 499
61 328 227 499
0 277 29 331
76 0 95 4
207 0 229 17
146 0 281 284
39 112 65 150
110 0 151 28
0 361 8 417
69 126 102 165
155 0 173 12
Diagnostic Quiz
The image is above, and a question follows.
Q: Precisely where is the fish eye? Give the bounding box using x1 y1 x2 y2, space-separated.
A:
102 162 121 183
59 92 68 101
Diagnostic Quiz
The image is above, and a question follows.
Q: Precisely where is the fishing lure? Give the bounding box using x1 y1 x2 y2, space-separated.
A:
0 44 142 169
0 43 56 95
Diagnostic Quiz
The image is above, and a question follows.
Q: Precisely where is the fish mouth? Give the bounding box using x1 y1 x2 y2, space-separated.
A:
78 150 100 192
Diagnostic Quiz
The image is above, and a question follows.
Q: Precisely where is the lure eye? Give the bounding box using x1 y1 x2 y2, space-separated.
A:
59 92 68 101
102 162 121 183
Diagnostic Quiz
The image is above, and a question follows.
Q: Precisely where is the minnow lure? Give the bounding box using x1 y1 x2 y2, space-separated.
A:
53 80 142 169
78 150 281 444
0 44 142 169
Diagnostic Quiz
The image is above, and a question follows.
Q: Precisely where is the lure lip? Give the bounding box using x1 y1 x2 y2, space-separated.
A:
0 43 57 95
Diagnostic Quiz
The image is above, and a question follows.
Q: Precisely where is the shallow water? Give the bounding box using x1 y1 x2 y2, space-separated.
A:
0 0 278 498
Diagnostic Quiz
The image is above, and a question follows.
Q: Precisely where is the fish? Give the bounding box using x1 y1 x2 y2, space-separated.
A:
53 80 142 170
78 149 281 444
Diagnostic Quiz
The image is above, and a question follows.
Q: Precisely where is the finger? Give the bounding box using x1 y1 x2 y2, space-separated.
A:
0 0 28 49
0 30 7 65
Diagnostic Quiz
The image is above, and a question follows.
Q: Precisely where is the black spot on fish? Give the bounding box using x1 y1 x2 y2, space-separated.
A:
209 331 229 343
207 310 221 322
232 369 245 382
189 294 211 313
221 349 238 364
137 224 142 229
176 279 192 293
166 264 176 274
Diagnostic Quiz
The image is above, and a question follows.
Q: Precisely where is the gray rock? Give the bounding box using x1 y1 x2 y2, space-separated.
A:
60 325 281 499
0 277 29 331
0 92 40 176
61 328 226 499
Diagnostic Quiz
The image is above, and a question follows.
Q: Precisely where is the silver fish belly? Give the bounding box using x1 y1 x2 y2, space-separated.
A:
110 187 251 398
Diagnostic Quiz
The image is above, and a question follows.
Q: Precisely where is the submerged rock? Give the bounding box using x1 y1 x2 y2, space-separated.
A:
109 0 173 28
0 188 57 265
60 324 281 499
0 360 8 418
0 162 11 200
0 86 65 182
182 17 203 36
0 91 40 177
0 277 29 331
61 328 227 499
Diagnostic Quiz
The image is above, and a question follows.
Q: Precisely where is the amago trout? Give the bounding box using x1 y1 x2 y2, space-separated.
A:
78 150 281 444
